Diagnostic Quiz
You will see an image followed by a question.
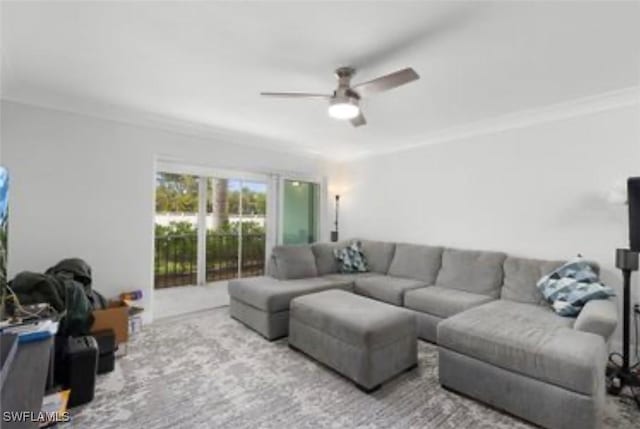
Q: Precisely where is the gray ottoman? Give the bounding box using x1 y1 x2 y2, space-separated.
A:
289 289 417 392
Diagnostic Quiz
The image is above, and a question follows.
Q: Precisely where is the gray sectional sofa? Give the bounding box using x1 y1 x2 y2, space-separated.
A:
227 239 618 429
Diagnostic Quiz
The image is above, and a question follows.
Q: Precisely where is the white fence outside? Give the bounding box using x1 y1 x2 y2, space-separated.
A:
155 212 266 229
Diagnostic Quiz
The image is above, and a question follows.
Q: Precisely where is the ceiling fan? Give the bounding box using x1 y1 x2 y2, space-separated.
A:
260 66 420 127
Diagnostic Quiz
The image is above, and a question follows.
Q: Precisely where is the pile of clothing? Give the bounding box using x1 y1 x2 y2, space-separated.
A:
9 258 107 337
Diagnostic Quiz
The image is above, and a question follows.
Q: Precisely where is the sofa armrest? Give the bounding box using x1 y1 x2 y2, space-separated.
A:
574 297 617 342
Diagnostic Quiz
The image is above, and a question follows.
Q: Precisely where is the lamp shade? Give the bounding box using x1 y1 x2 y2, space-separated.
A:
328 96 359 120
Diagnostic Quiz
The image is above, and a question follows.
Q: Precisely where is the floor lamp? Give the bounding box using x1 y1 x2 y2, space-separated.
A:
331 194 339 242
607 178 640 408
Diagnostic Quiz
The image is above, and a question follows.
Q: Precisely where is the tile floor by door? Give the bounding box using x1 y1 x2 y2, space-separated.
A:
153 280 230 319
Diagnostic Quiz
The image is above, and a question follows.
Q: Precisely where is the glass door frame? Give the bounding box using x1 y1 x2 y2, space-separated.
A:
155 160 273 285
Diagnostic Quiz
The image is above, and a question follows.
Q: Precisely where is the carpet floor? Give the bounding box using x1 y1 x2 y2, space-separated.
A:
69 307 639 428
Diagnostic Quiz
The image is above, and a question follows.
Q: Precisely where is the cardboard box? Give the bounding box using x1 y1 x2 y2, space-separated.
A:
91 300 129 345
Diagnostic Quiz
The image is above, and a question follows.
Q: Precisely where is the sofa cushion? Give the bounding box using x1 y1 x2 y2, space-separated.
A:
354 275 427 306
358 240 396 274
290 289 415 348
270 245 318 280
436 248 507 297
311 242 346 275
501 256 564 306
404 286 494 319
228 276 351 312
323 272 377 284
387 243 443 284
437 300 606 396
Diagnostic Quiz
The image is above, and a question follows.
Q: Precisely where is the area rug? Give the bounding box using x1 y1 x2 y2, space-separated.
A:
69 307 639 428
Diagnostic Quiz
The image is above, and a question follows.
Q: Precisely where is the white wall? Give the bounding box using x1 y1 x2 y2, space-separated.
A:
1 101 329 321
335 104 640 351
4 97 638 346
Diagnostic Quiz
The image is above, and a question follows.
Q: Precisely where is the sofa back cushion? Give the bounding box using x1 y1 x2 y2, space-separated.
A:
311 242 348 275
501 256 564 305
358 240 396 273
436 248 507 297
387 243 443 284
270 245 318 280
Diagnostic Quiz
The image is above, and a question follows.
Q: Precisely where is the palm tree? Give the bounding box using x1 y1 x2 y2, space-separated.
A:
211 178 228 230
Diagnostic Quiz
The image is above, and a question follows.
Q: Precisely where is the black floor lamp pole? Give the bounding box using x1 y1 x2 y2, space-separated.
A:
608 248 640 405
622 267 632 373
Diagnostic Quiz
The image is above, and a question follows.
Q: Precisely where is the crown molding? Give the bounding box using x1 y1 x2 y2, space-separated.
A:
340 86 640 162
4 85 639 164
0 96 328 162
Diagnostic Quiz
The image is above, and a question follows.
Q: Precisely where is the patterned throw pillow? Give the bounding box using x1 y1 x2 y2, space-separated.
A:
333 241 369 273
536 257 615 317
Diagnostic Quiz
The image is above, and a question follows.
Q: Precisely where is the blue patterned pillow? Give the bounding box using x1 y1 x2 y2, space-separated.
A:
333 241 369 273
536 257 615 317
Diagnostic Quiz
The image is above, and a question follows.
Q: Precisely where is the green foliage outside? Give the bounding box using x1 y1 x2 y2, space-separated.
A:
155 173 200 213
155 173 266 215
155 221 197 237
155 221 265 237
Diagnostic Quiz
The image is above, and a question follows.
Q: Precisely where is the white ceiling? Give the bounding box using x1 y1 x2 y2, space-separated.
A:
2 1 639 160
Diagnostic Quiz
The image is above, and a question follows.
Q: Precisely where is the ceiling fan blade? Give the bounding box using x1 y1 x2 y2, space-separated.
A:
260 92 330 99
350 112 366 127
353 67 419 96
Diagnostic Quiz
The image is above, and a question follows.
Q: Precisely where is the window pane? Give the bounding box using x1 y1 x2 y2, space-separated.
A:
283 180 318 245
154 172 199 288
240 181 267 278
206 178 238 282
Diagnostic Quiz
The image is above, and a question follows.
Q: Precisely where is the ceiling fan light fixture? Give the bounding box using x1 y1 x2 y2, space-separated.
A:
328 96 360 120
261 66 419 127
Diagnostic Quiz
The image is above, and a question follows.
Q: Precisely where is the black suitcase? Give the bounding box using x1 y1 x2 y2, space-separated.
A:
92 329 116 374
66 336 98 407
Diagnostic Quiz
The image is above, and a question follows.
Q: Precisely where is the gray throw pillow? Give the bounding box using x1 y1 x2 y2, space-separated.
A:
537 257 615 316
333 241 369 273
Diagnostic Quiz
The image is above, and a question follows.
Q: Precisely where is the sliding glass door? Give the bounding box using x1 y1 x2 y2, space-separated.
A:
154 166 325 288
154 170 268 288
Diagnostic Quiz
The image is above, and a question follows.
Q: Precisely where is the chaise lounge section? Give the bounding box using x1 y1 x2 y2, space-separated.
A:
438 300 608 429
437 255 617 429
229 275 353 340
